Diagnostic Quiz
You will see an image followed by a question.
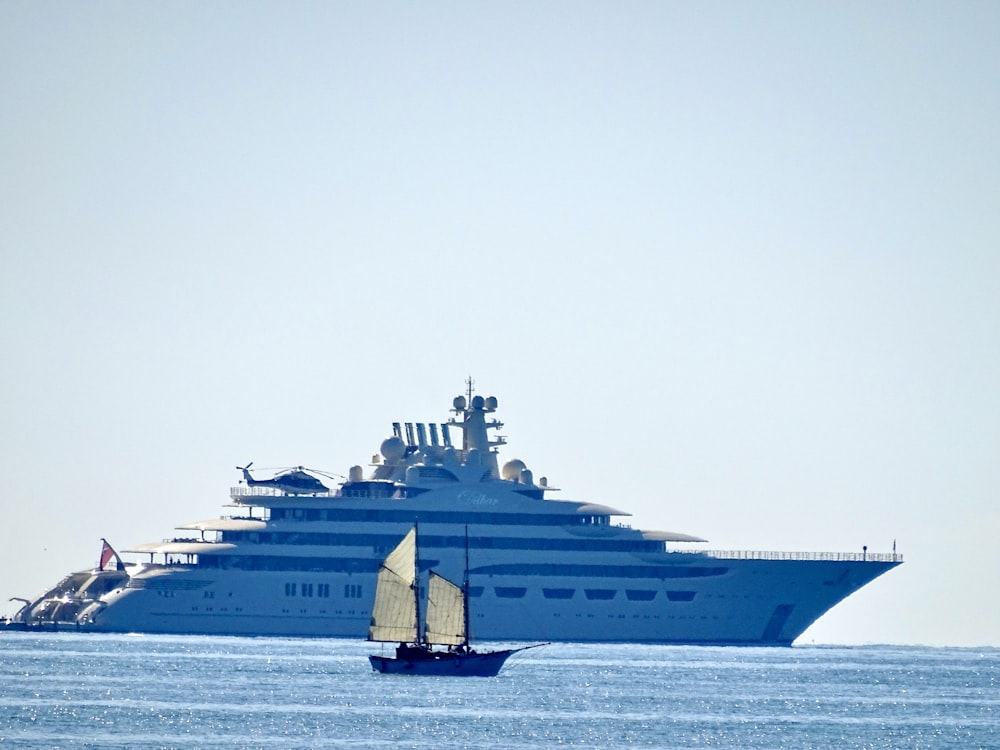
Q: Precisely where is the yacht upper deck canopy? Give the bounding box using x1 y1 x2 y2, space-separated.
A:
177 518 267 532
642 530 708 543
123 541 237 555
573 502 630 516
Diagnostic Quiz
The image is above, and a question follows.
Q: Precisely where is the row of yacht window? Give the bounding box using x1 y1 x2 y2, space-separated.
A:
278 582 698 602
265 507 613 527
195 554 726 579
222 529 665 554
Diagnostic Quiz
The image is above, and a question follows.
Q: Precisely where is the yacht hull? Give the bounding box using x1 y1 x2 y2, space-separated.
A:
5 387 903 645
13 554 899 645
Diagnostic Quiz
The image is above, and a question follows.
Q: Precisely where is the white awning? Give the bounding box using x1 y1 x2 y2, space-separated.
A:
642 530 708 543
177 518 267 532
123 541 237 555
575 502 631 516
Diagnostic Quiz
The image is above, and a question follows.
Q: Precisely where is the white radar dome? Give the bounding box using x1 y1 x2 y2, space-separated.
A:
502 459 527 481
453 396 467 410
380 436 406 461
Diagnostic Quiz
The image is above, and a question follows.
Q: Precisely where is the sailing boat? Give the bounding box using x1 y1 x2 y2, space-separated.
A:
367 526 542 676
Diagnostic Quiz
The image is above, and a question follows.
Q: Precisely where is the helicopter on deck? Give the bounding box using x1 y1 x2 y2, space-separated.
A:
236 462 331 495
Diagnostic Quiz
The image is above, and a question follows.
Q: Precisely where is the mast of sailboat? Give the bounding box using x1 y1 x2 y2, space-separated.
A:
414 521 423 647
463 525 471 650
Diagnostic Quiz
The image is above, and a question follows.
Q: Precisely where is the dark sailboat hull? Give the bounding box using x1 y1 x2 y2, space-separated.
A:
369 648 518 676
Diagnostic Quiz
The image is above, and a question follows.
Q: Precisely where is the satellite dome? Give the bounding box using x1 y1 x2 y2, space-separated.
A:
453 396 467 410
471 395 485 409
380 436 406 461
502 459 527 481
485 396 498 410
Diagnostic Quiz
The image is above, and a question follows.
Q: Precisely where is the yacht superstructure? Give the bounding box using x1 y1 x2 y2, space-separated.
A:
5 386 902 644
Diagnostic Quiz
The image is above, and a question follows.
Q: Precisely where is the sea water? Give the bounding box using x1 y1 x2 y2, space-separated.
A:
0 634 995 749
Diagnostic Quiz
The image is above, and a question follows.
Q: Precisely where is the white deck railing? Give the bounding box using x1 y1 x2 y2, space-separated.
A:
229 486 336 499
690 550 902 563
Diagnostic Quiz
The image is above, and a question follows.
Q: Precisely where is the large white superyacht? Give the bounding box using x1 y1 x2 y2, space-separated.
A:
5 385 902 645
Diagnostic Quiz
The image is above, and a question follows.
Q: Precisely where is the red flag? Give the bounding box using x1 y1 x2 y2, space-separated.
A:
99 539 121 571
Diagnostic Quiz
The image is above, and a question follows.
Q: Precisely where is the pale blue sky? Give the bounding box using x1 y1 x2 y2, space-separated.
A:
2 2 998 646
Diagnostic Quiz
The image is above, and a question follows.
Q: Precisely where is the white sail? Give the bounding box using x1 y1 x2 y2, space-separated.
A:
367 528 417 643
424 571 465 646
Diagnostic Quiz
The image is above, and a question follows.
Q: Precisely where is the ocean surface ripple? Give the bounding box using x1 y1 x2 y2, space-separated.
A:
1 634 995 749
